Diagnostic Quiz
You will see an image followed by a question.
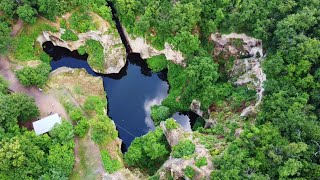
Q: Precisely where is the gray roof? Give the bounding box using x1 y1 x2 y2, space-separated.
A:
33 113 62 135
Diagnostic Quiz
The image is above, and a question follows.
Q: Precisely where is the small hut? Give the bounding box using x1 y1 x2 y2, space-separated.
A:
33 113 62 135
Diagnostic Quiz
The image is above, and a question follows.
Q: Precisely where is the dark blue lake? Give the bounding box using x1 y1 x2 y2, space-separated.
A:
44 42 194 149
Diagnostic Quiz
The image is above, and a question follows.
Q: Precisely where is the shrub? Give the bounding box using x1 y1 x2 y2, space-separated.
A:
184 166 195 179
84 40 105 72
50 121 74 144
60 19 67 29
16 63 51 87
147 55 168 72
0 75 8 94
165 118 179 130
84 96 106 116
69 11 96 33
172 140 195 158
91 115 118 144
195 157 208 167
77 45 86 55
74 118 89 137
151 105 171 126
69 108 83 121
39 52 51 63
101 150 122 173
124 127 170 175
61 29 79 41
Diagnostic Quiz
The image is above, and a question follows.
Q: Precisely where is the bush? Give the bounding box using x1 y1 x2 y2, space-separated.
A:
77 45 86 55
61 29 78 41
172 140 195 158
50 121 74 144
84 40 105 72
39 52 51 63
16 63 51 87
146 55 168 72
74 118 89 137
101 150 122 173
91 115 118 144
151 105 171 126
69 108 83 121
84 96 106 116
184 166 195 179
0 75 9 94
11 93 40 122
165 118 179 130
124 127 170 175
69 11 96 33
195 157 208 167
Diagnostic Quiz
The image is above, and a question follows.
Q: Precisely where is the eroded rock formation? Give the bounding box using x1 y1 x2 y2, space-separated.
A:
158 122 213 180
122 27 186 67
37 13 126 74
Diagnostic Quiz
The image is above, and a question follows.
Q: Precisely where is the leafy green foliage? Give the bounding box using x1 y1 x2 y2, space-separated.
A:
0 20 11 54
84 96 106 116
0 76 9 94
11 93 39 122
195 157 207 167
16 4 37 24
70 11 97 33
0 89 74 179
49 121 74 145
165 118 179 130
74 118 89 137
16 63 51 87
184 166 195 179
14 21 57 61
61 29 79 41
146 55 168 72
84 40 105 72
124 127 170 174
101 150 122 173
150 105 171 126
91 115 118 145
172 140 195 158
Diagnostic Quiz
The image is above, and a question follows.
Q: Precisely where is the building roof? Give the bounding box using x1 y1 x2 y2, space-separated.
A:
33 113 62 135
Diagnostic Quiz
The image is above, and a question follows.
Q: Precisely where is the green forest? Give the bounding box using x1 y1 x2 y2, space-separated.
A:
0 0 319 179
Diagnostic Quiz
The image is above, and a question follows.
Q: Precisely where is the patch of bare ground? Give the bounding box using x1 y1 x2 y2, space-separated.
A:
0 55 68 119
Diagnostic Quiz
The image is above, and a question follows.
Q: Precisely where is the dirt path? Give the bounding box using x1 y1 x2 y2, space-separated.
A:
11 19 24 36
0 56 68 119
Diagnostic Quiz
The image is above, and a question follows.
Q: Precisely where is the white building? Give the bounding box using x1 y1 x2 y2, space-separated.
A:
33 113 62 135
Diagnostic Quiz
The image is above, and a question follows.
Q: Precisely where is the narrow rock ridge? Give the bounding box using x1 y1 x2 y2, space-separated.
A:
122 27 186 67
37 28 126 74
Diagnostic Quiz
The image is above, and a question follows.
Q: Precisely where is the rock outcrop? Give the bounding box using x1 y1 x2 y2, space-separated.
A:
158 122 213 180
122 27 186 67
37 13 126 74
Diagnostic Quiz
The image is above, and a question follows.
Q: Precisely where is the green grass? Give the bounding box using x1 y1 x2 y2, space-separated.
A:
69 10 97 33
13 19 57 61
61 29 79 41
85 40 105 72
101 150 122 173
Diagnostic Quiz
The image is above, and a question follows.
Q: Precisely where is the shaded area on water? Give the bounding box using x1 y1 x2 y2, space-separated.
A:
44 42 198 151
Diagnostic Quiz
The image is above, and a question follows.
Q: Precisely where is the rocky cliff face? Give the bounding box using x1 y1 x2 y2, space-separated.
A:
158 122 213 180
210 33 266 117
122 27 186 67
37 13 126 74
191 33 266 121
